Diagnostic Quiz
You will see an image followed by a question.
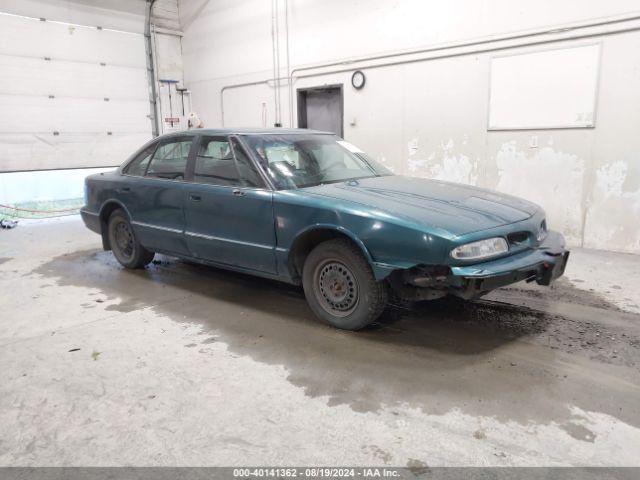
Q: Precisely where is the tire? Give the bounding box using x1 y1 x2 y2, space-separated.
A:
302 238 388 330
107 209 155 269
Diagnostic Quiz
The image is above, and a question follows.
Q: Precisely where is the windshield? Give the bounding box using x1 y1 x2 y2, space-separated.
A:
242 134 392 190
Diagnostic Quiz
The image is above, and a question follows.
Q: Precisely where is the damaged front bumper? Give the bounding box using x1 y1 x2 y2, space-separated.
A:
387 230 569 302
448 230 569 299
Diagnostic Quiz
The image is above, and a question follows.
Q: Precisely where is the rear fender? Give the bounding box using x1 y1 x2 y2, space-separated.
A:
98 199 132 251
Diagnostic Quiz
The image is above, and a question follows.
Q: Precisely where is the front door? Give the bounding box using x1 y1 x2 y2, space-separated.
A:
184 135 276 274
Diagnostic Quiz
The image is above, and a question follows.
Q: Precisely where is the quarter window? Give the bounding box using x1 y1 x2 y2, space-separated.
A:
146 138 192 180
124 143 157 176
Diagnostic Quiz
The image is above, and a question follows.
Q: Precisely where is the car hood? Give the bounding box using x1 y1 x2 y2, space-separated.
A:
301 175 540 237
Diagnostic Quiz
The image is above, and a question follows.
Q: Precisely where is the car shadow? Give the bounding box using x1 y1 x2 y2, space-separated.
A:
36 250 551 356
157 254 554 356
33 249 640 426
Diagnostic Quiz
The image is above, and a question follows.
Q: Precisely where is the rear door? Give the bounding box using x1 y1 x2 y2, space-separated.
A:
122 135 196 255
184 135 276 273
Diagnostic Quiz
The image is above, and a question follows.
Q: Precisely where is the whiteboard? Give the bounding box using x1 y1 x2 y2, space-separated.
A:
488 44 600 130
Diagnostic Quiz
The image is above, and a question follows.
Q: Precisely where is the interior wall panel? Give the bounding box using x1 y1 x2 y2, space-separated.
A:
0 0 146 33
0 133 152 172
0 96 150 133
0 14 145 66
0 55 147 100
0 9 151 172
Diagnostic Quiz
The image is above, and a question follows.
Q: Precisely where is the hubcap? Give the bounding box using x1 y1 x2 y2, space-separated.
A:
114 221 134 259
315 261 359 317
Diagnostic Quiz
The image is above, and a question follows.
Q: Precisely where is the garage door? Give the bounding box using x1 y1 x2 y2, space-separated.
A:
0 12 152 172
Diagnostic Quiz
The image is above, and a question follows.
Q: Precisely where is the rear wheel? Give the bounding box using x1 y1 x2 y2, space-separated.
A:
302 238 388 330
107 209 154 269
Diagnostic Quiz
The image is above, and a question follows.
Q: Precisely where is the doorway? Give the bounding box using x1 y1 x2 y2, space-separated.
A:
297 85 344 137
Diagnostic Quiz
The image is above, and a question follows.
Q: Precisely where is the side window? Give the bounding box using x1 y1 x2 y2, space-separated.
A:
194 137 241 186
146 138 192 180
124 143 157 176
230 137 265 188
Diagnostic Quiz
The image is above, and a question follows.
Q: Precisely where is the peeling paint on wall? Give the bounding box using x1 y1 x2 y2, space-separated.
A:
584 161 640 253
429 154 478 185
371 154 397 173
495 141 585 246
407 138 478 185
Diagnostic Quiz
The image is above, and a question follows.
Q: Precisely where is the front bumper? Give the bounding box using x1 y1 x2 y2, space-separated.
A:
448 230 569 298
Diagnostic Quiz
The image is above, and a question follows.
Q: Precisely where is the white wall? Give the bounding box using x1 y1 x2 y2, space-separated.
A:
0 0 189 205
0 1 151 172
150 0 189 135
0 0 150 204
178 0 640 254
0 167 114 205
0 0 147 33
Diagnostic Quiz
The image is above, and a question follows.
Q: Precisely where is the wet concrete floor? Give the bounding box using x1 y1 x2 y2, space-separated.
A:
1 218 639 466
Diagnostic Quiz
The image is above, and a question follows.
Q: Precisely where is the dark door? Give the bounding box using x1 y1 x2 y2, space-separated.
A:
123 135 196 256
297 85 343 136
183 135 276 273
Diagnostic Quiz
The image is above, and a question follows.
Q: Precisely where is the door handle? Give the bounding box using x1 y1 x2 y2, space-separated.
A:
232 189 245 197
120 187 130 192
189 194 202 202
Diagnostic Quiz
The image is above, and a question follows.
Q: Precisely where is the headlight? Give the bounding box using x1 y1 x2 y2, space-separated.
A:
537 220 548 242
450 237 508 260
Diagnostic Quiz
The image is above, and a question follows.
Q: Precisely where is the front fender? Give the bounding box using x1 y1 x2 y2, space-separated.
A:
274 191 447 281
294 223 375 263
281 223 424 282
278 224 377 282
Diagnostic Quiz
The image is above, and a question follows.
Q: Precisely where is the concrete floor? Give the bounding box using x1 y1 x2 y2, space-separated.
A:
1 216 640 466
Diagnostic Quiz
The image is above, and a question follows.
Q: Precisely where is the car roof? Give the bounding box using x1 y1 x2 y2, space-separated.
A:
160 127 335 137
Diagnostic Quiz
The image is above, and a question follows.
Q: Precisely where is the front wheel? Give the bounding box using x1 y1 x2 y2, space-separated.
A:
302 238 388 330
107 209 155 269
